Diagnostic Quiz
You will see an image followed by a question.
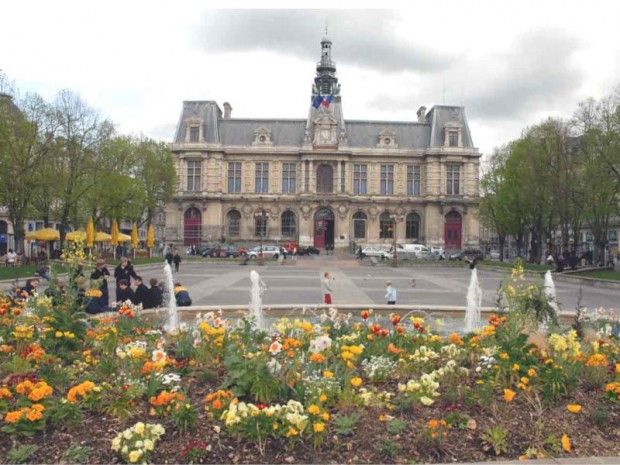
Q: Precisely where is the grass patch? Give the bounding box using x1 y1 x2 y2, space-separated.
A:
570 269 620 281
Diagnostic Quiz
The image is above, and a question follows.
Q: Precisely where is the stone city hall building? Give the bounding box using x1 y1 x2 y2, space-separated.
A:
165 37 481 252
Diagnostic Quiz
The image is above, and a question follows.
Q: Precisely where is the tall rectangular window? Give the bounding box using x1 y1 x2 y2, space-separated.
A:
189 126 199 143
447 164 461 195
255 162 269 193
186 160 201 191
448 130 458 147
353 164 367 195
282 163 296 193
227 162 242 193
380 164 394 195
407 165 421 196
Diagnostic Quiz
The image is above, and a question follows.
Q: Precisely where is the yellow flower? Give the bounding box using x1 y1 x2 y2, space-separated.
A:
350 377 363 387
499 352 509 360
313 422 325 433
321 412 330 421
55 331 63 338
128 450 142 463
319 393 327 402
504 388 516 403
323 371 333 379
286 427 298 437
512 363 520 371
561 434 571 452
307 405 321 415
567 404 582 413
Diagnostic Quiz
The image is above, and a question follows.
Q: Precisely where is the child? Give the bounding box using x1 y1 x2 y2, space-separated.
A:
321 271 334 305
385 280 397 305
116 279 135 305
174 282 192 307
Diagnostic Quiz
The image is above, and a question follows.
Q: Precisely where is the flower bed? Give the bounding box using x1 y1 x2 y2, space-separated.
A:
0 259 619 463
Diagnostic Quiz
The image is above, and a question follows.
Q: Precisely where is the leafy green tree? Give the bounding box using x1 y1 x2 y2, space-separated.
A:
0 84 56 253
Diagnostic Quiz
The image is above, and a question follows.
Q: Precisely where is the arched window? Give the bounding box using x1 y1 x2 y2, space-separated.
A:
255 211 269 237
226 210 241 237
406 213 421 240
316 164 333 193
281 211 297 237
352 211 367 239
183 207 202 245
379 211 394 239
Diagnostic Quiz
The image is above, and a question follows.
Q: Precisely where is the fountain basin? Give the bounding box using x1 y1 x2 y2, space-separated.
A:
139 304 578 327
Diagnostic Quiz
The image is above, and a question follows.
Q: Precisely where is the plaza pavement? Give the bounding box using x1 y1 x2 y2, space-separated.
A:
125 255 618 313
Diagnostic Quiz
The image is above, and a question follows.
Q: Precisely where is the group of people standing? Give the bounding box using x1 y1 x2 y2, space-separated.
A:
87 257 163 313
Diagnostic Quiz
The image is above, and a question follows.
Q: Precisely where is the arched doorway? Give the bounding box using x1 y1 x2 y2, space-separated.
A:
183 207 202 245
444 211 462 249
316 164 334 193
226 210 241 237
314 207 334 249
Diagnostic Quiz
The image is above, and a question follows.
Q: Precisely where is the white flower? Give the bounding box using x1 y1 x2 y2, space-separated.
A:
123 430 133 440
134 422 145 434
152 349 167 362
143 439 154 451
268 341 282 355
420 396 434 406
111 437 121 451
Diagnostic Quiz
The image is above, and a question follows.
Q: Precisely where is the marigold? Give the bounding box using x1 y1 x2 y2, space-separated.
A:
504 388 516 403
566 404 582 413
350 377 363 387
313 422 325 433
585 353 608 367
0 387 13 399
561 434 571 452
307 404 321 415
309 353 326 363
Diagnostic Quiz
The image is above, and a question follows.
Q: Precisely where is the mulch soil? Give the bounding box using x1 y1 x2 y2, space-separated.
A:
2 380 619 464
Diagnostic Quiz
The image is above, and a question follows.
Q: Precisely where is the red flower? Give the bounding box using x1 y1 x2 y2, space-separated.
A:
391 315 402 325
360 310 370 320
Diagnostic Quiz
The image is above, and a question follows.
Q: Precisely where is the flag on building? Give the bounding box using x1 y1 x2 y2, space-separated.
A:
321 94 334 108
312 95 323 109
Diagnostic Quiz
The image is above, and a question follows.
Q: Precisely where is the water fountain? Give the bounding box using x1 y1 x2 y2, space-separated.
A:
541 270 560 331
163 261 179 333
249 270 267 330
464 268 482 333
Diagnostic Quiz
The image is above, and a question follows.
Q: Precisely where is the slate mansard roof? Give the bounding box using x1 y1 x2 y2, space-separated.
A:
173 101 475 150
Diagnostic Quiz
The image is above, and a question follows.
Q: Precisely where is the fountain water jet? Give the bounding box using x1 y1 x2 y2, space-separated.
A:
163 262 179 333
249 270 267 330
541 270 560 331
464 268 482 333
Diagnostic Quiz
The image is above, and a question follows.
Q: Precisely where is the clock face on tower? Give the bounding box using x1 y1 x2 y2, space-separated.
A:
384 138 391 145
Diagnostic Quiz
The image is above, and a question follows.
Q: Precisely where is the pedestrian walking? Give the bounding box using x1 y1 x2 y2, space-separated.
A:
173 249 182 272
321 271 334 304
385 280 397 305
165 249 173 266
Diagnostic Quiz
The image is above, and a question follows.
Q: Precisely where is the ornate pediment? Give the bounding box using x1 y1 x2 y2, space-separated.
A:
252 126 273 146
312 115 338 147
377 128 398 148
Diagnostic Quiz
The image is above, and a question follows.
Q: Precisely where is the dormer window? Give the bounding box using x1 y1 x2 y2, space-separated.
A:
253 127 273 146
443 121 463 148
185 118 203 143
377 129 398 148
189 126 199 143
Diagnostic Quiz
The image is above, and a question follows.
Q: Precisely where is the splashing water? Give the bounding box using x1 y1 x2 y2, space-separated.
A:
249 270 267 330
541 270 560 331
464 268 482 333
163 261 179 333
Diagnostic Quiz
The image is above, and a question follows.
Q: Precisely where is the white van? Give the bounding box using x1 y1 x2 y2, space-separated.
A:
396 243 432 257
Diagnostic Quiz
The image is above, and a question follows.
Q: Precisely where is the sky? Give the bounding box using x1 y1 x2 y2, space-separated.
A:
2 0 620 158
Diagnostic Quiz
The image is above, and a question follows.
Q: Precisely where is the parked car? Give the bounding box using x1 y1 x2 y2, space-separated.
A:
199 245 217 257
361 246 389 259
297 246 320 256
210 245 246 258
449 248 484 261
247 245 280 259
385 250 415 260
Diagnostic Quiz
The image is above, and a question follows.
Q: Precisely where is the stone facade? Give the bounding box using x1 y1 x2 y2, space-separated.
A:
165 37 481 252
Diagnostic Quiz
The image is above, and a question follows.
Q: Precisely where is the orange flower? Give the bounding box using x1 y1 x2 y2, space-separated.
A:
503 388 516 403
360 310 370 320
585 353 608 367
567 404 582 413
561 434 571 452
390 314 401 325
448 333 464 345
310 353 326 363
387 343 400 354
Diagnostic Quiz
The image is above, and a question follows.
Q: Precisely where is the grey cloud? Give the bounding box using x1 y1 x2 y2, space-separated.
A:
193 10 454 73
462 29 585 120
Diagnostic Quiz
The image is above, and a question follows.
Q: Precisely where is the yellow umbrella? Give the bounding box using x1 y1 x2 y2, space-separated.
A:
66 231 86 241
25 228 60 241
131 224 139 249
147 224 155 248
118 233 131 243
86 218 95 248
111 220 119 247
94 231 112 242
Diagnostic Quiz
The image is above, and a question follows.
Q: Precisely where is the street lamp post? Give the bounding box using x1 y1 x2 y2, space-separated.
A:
389 213 404 268
254 210 270 266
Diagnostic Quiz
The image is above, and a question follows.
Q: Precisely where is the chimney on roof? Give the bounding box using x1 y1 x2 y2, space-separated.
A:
416 106 427 123
223 102 232 119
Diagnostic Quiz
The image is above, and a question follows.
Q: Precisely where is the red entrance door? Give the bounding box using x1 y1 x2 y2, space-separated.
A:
313 207 334 249
314 220 326 248
444 212 462 249
183 208 202 245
